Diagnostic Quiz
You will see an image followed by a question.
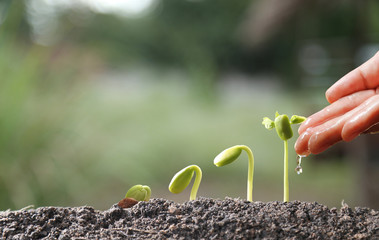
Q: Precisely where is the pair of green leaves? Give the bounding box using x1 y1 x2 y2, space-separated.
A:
262 112 306 141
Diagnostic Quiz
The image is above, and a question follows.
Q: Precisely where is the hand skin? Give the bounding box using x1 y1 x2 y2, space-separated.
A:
295 51 379 156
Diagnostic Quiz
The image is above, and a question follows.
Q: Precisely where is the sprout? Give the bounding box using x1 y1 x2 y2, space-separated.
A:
214 145 254 202
262 112 306 202
125 185 151 201
169 165 202 200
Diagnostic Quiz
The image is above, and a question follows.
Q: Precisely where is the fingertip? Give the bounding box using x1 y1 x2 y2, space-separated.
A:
294 147 310 157
297 123 306 134
325 87 337 104
294 130 312 156
294 144 310 156
298 118 311 134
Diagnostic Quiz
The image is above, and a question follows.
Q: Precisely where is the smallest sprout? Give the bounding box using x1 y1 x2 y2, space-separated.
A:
169 165 202 200
125 185 151 201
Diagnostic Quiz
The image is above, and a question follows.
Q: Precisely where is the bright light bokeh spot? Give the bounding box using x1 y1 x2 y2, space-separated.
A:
39 0 155 16
85 0 154 16
27 0 155 45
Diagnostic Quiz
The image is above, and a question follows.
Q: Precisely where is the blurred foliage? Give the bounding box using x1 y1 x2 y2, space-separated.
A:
64 0 379 88
0 0 378 210
70 0 252 68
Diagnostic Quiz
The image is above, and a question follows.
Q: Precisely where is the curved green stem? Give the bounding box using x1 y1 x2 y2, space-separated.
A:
190 165 202 200
284 140 289 202
240 145 254 202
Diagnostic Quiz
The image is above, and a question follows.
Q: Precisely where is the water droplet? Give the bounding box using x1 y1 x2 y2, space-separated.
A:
295 165 303 174
295 155 305 174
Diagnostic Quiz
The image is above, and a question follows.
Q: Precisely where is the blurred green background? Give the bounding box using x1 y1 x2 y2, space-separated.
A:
1 0 378 210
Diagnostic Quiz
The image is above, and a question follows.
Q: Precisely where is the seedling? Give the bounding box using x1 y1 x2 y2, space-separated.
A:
125 184 152 201
169 165 202 200
262 112 306 202
214 145 254 202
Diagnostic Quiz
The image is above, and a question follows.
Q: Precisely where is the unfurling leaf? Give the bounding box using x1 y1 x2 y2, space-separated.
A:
290 115 307 125
262 117 275 130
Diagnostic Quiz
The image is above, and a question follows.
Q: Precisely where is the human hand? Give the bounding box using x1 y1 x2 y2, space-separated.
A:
295 51 379 156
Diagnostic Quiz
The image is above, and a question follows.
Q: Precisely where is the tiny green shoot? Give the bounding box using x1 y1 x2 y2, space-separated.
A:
262 112 306 202
213 145 254 202
125 184 151 201
169 165 202 200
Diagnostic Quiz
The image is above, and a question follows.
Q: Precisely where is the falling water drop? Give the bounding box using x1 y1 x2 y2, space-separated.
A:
295 165 303 174
295 155 305 174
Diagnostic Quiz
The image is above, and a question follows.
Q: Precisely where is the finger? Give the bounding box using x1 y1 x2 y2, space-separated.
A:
307 116 345 154
326 51 379 103
298 100 365 155
342 94 379 141
294 129 313 156
306 95 379 154
295 113 345 155
298 90 375 135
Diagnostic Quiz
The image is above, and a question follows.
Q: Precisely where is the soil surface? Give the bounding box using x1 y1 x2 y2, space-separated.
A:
0 197 378 239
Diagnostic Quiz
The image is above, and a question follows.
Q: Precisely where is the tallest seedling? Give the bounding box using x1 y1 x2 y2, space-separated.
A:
262 112 306 202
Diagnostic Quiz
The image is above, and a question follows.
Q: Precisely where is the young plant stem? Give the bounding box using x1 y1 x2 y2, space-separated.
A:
263 112 306 202
213 145 255 201
190 166 202 200
240 145 254 202
284 140 289 202
169 164 203 200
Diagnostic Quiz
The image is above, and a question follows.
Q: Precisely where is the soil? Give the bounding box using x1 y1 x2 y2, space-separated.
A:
0 197 378 239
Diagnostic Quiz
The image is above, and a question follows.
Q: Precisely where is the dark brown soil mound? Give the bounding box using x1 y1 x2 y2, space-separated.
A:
1 198 378 239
